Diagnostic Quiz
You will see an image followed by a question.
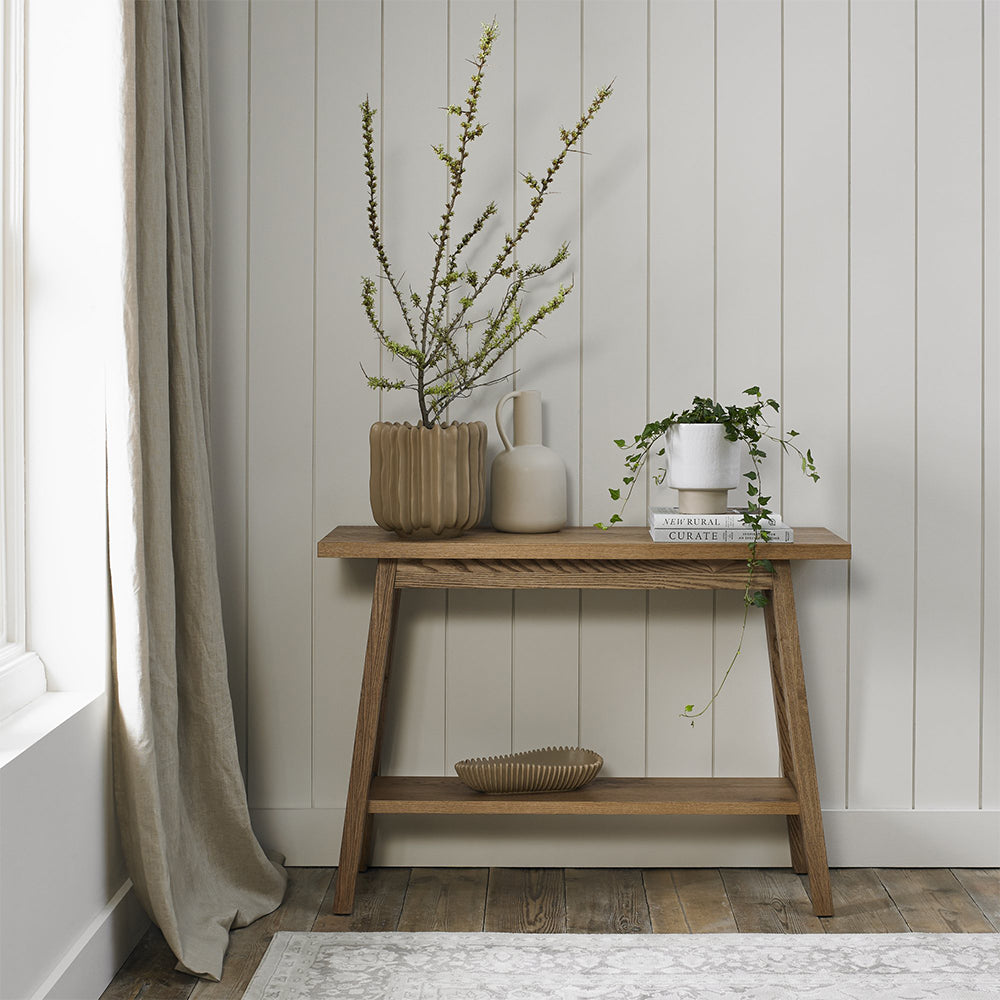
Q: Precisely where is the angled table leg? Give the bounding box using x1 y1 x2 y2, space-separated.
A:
333 558 399 914
764 594 808 875
765 561 833 916
359 584 401 872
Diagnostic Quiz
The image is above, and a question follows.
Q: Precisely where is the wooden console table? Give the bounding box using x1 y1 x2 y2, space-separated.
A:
317 525 851 916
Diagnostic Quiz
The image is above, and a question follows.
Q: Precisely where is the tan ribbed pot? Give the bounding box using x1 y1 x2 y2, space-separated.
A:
369 421 488 539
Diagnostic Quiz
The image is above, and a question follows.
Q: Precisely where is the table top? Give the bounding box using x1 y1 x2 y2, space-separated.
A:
318 525 851 561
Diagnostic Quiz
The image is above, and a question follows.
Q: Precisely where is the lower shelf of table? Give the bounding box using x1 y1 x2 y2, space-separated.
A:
368 776 800 816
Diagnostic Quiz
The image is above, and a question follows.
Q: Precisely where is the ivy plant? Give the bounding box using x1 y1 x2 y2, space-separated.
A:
360 20 613 428
597 387 819 723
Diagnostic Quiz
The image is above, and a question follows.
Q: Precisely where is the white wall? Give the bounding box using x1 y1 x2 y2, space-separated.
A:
208 0 999 867
0 2 147 997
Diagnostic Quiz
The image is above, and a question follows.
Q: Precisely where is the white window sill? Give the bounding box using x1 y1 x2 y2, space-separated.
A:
0 689 101 768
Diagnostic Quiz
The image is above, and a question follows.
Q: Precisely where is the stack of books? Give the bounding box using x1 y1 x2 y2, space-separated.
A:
647 506 794 543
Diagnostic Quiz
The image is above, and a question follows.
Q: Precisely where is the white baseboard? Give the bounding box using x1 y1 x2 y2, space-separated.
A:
251 806 1000 868
823 809 1000 867
32 880 150 1000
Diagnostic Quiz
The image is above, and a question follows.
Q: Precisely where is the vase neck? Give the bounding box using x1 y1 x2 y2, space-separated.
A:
512 390 543 446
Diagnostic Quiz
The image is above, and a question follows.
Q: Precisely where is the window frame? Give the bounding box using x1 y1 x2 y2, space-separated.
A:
0 0 44 721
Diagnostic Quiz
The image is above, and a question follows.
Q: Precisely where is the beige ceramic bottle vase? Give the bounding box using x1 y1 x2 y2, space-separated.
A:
491 390 567 533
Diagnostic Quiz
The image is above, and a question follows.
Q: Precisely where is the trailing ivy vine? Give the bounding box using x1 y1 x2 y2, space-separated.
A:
597 387 820 723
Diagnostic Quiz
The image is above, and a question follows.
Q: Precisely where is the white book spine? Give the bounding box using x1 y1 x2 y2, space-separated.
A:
647 508 783 529
648 517 783 529
648 527 795 543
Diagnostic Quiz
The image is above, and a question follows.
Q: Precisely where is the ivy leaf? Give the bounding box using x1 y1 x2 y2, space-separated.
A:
609 488 621 500
684 704 694 713
614 439 626 448
759 558 775 573
751 592 768 608
609 513 623 524
623 476 634 485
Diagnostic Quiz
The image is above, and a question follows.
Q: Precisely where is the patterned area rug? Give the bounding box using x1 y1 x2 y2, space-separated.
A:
243 932 1000 999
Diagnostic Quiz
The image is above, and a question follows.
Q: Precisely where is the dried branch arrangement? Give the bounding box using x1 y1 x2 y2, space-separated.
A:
360 20 613 427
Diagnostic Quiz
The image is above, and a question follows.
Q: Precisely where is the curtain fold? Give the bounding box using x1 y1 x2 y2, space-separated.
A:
108 0 287 980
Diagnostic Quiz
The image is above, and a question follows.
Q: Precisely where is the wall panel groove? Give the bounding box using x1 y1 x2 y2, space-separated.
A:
847 0 917 812
510 0 583 761
844 0 853 812
913 0 983 810
647 0 715 778
782 0 849 810
378 0 449 778
580 0 648 777
313 0 382 809
444 0 516 773
246 0 316 809
982 0 999 812
713 0 782 779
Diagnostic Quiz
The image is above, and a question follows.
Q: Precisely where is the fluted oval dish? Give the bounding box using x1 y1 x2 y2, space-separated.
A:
369 421 487 539
454 746 603 794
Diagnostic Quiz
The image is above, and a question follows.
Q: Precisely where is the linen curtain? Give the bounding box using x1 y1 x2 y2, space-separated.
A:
108 0 286 980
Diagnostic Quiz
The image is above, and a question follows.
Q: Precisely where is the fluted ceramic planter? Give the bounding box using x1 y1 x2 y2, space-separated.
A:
664 423 742 514
369 421 488 539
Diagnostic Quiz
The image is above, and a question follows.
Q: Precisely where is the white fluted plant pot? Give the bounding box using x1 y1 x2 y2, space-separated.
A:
369 421 488 539
664 423 742 514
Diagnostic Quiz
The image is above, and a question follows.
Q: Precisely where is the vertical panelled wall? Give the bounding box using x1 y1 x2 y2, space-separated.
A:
208 0 1000 867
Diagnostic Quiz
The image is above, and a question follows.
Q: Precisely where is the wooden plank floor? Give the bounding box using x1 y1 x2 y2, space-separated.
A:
102 867 999 999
